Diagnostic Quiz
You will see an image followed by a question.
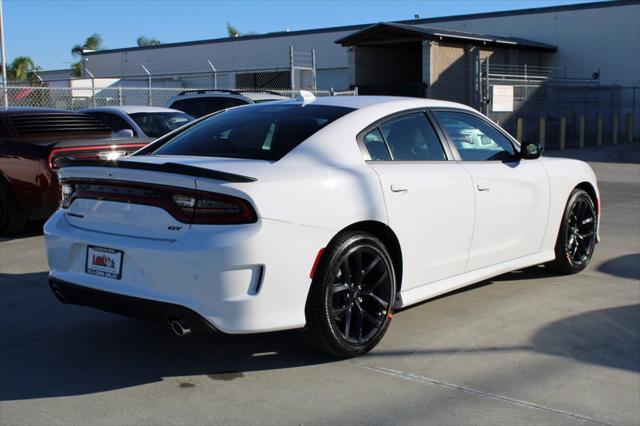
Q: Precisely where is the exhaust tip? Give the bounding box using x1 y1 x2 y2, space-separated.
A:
53 290 67 304
169 319 192 337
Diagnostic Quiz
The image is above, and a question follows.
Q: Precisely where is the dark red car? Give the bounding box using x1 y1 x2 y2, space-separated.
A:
0 108 149 235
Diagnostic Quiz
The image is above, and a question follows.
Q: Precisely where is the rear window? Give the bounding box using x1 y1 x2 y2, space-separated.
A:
151 104 354 161
169 97 248 118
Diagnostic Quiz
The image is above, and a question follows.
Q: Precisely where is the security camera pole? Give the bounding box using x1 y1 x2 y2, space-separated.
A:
0 0 8 109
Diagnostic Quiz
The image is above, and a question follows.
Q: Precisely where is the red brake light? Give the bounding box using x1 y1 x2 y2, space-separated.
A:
48 144 146 170
172 192 257 224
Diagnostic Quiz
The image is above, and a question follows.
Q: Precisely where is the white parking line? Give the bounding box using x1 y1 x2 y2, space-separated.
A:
354 362 611 425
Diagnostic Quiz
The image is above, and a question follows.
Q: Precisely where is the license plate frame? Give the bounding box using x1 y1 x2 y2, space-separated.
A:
85 245 124 280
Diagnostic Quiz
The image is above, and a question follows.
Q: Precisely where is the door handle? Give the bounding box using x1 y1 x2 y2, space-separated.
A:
477 182 490 192
390 183 408 193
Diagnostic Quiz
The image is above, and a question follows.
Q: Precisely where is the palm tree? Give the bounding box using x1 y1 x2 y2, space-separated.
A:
71 33 103 57
71 33 103 76
137 36 161 47
3 56 40 81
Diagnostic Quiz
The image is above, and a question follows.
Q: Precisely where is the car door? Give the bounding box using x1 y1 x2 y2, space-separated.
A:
363 111 475 291
432 109 550 272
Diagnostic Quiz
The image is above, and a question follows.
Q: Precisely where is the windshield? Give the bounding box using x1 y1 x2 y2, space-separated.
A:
129 112 194 138
150 104 354 161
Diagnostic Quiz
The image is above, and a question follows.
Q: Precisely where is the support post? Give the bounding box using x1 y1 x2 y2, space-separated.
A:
289 46 295 97
559 117 566 150
597 115 603 146
207 60 217 89
627 113 635 142
311 49 317 94
539 116 546 149
118 86 123 106
612 114 619 145
579 116 585 148
0 0 7 109
84 66 96 107
141 64 152 106
516 118 524 143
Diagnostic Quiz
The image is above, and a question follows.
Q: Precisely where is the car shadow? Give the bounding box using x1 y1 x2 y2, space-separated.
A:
0 271 335 401
597 253 640 280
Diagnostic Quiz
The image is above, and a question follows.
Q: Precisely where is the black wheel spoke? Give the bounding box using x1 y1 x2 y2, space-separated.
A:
365 269 388 292
351 250 363 284
343 308 352 337
363 292 387 307
359 306 383 328
332 283 349 294
362 257 380 278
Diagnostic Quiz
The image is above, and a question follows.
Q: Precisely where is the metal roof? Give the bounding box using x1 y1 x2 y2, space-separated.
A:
335 22 557 51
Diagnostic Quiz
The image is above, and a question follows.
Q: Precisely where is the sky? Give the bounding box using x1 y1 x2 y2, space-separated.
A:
3 0 603 71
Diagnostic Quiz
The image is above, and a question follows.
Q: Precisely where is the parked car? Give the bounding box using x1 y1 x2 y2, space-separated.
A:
0 108 149 235
45 96 599 358
81 106 194 139
165 89 289 118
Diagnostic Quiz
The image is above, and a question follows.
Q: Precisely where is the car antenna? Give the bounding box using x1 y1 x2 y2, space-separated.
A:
296 90 316 105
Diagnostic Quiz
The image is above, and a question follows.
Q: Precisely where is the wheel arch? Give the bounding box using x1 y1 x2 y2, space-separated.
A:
337 220 404 296
575 181 599 214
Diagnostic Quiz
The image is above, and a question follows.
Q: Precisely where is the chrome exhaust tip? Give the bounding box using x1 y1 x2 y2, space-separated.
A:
169 319 192 337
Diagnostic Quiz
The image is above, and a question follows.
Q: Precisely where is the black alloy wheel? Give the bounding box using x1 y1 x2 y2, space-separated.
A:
548 189 597 274
303 231 396 358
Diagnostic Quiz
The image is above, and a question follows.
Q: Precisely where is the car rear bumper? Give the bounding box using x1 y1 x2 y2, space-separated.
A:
49 277 219 333
44 210 334 334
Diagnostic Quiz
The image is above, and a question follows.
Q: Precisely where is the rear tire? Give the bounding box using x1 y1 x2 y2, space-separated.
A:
547 189 597 274
0 180 25 237
302 231 396 358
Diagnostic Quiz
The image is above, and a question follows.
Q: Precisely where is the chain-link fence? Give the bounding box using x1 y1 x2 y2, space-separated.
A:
1 84 357 110
480 63 639 148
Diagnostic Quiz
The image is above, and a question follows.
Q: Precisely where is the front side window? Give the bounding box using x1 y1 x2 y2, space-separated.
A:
129 112 194 138
433 111 517 161
378 113 446 161
151 104 354 161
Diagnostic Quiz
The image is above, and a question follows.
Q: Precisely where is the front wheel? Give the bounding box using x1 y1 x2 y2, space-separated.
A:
302 231 396 358
547 189 597 274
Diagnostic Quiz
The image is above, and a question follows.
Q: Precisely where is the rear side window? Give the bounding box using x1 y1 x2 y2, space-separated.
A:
363 112 446 161
170 97 248 118
151 104 354 161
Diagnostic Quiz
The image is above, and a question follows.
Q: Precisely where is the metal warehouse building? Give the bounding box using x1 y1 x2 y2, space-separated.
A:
72 0 639 145
80 1 639 90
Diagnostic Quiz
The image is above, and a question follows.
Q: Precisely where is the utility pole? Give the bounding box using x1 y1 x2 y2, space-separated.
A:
0 0 8 109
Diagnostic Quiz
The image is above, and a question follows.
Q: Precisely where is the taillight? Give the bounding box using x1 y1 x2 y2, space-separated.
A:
59 179 256 225
171 192 256 224
48 144 146 170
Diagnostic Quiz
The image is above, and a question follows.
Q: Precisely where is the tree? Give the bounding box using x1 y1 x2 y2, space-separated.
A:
226 22 241 37
137 36 162 47
4 56 41 82
71 33 103 76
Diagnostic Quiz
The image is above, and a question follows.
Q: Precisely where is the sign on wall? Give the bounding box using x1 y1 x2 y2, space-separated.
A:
492 85 514 112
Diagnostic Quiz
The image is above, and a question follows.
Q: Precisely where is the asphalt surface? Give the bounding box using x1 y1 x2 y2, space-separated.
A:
1 145 639 425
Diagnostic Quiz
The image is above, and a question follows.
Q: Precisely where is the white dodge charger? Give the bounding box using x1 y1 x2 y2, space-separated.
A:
44 95 600 357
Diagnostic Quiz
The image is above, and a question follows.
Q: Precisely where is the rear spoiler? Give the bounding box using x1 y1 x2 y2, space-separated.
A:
57 159 257 183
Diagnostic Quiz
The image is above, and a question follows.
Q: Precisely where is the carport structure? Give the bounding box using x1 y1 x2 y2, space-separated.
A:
336 23 556 108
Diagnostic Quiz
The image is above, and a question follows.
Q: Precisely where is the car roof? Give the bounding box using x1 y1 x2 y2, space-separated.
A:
269 95 478 111
81 105 184 114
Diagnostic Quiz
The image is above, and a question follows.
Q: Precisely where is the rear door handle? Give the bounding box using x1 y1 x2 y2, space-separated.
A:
390 183 408 192
477 182 490 192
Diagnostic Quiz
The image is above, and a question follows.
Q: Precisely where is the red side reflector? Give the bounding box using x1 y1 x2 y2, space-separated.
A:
309 248 325 279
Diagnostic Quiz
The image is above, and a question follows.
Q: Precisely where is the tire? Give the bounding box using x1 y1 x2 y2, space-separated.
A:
547 189 597 274
302 231 397 358
0 180 26 237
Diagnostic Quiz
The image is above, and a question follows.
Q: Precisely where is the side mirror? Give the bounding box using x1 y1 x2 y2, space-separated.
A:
114 129 135 138
520 142 541 160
